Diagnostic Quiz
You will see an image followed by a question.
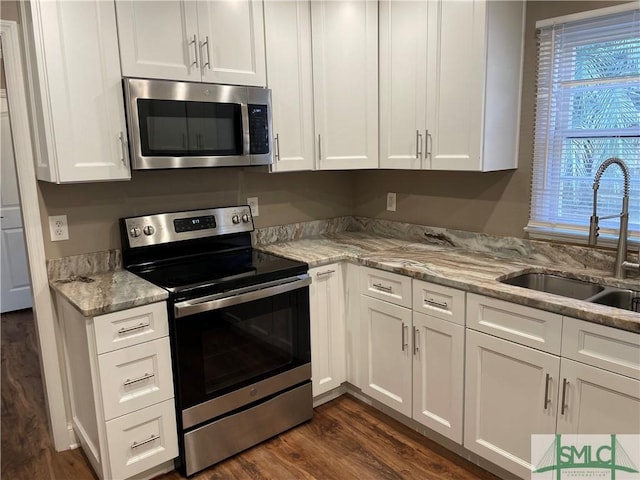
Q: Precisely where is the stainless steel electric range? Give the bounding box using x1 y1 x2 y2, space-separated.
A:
120 205 312 476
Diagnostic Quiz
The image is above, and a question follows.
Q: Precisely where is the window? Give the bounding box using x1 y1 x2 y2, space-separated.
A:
528 4 640 245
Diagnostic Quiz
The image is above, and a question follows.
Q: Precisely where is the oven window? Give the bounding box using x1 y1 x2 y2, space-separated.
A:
137 99 243 157
174 288 310 409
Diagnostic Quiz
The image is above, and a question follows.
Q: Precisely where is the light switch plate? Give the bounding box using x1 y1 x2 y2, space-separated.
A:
247 197 259 217
387 193 396 212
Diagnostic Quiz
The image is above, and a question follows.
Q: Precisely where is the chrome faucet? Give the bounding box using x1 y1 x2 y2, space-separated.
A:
588 157 639 278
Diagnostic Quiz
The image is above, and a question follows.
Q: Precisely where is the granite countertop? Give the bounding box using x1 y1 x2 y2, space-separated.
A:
256 232 640 334
50 270 168 317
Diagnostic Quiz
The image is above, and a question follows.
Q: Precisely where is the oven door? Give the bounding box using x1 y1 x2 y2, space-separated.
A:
172 275 311 429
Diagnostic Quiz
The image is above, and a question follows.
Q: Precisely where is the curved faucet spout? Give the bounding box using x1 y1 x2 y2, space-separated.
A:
588 157 633 278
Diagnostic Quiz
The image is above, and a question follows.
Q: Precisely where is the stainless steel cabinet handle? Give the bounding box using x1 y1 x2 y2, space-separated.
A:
413 327 419 355
426 130 432 158
118 132 127 165
117 322 150 335
424 298 448 309
200 36 211 71
189 34 199 68
543 373 551 410
415 130 423 160
123 372 155 387
372 283 393 292
561 378 569 415
316 269 335 277
274 133 280 162
401 322 407 351
131 434 160 450
318 134 322 161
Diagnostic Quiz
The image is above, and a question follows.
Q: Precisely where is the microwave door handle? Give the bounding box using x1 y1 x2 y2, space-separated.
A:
174 274 311 318
241 103 250 156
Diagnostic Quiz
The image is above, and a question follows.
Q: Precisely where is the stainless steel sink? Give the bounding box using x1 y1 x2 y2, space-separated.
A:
500 273 605 300
588 288 640 312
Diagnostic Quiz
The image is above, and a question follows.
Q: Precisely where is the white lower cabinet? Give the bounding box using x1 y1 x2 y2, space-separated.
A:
360 294 413 416
309 263 346 397
464 329 559 479
57 297 177 480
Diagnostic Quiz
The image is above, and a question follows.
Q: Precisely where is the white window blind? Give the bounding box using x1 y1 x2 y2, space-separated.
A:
528 5 640 246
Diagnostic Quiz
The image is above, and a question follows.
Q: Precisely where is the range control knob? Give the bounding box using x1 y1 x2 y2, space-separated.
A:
143 225 155 236
241 214 250 223
232 215 240 224
129 227 141 238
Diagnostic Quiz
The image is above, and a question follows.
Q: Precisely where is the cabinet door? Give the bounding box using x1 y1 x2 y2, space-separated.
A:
311 0 378 170
557 358 640 435
412 312 464 443
197 0 266 86
309 264 346 397
115 1 199 81
360 296 412 416
464 329 559 479
28 0 130 182
427 0 486 171
264 0 315 172
379 0 429 169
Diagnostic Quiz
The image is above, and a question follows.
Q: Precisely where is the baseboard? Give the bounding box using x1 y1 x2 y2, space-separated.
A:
66 422 79 449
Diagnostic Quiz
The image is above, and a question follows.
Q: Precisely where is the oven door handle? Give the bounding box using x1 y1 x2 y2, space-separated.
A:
174 274 311 318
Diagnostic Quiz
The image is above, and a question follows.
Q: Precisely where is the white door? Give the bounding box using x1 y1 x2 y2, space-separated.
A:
556 358 640 434
1 94 32 312
115 0 199 81
464 329 560 479
412 311 464 443
428 0 486 171
264 0 315 172
360 295 412 416
378 0 429 170
309 264 346 397
197 0 266 86
311 0 378 170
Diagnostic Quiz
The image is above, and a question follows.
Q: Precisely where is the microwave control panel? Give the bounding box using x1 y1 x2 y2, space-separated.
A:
248 105 269 155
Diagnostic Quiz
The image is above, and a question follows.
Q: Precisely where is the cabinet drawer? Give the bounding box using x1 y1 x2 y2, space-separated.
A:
94 302 168 354
466 293 562 354
98 337 174 420
562 317 640 380
412 280 465 325
359 267 412 308
105 398 178 480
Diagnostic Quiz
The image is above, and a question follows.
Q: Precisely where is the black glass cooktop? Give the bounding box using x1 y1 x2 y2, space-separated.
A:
129 248 307 301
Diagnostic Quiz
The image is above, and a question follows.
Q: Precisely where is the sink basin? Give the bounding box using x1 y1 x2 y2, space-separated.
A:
500 273 605 300
588 288 640 312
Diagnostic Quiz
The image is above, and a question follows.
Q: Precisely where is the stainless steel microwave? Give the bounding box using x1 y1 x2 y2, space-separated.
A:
123 78 272 169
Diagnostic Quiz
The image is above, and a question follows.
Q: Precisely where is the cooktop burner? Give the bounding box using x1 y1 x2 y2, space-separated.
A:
120 206 308 301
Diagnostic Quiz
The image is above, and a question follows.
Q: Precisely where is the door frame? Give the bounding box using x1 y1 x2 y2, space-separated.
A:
1 20 69 451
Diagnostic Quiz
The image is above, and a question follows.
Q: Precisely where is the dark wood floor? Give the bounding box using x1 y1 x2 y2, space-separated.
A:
2 309 500 480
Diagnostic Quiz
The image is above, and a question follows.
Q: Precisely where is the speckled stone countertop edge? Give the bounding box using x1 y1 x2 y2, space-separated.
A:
49 270 168 318
256 236 640 334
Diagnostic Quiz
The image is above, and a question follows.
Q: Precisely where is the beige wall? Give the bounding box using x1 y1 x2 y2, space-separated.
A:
39 169 355 258
36 0 628 259
353 1 628 238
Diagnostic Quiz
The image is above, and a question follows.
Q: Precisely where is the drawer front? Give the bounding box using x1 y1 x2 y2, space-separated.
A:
359 266 412 308
98 337 174 420
412 280 466 325
562 317 640 380
105 398 178 480
466 293 562 354
94 302 168 354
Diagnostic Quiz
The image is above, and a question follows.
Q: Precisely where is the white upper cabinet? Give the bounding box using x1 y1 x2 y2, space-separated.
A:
116 0 266 86
311 0 379 170
379 0 525 172
24 0 131 183
264 0 315 172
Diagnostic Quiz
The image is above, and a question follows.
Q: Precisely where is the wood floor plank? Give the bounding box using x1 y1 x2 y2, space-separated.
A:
2 310 500 480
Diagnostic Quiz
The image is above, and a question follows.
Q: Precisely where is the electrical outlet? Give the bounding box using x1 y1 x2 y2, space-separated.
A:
386 192 396 212
49 215 69 241
247 197 259 217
